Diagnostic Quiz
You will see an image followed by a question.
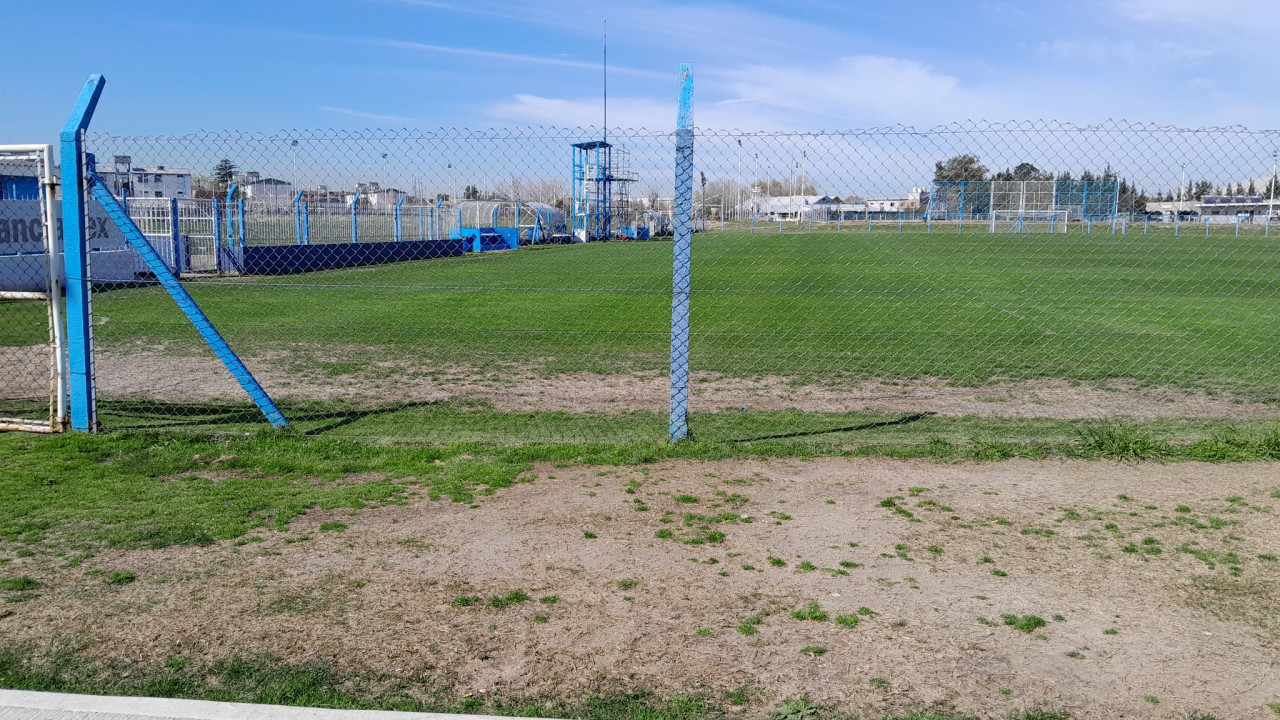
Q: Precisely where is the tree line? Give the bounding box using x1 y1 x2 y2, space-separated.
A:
933 155 1148 212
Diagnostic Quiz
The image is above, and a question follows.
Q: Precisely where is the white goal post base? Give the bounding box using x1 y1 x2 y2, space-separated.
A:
988 211 1070 233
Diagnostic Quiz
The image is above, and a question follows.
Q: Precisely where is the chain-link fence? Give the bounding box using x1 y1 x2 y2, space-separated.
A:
70 121 1280 442
0 144 64 432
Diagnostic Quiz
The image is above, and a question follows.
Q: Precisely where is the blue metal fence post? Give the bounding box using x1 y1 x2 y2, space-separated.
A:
302 201 310 244
237 198 245 248
170 197 185 276
351 193 360 243
669 63 695 443
394 196 404 242
418 207 424 242
293 190 304 245
60 74 106 432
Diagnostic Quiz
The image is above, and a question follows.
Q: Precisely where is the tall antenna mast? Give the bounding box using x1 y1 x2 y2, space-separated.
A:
603 20 607 145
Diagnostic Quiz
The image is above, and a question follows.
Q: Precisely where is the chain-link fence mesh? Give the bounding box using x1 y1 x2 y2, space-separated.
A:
75 121 1280 442
83 129 676 440
0 145 62 432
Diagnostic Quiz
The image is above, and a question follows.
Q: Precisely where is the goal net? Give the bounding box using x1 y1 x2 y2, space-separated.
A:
0 144 65 432
988 209 1070 234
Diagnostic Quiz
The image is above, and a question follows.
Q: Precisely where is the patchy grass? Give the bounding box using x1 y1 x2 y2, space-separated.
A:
1002 614 1048 633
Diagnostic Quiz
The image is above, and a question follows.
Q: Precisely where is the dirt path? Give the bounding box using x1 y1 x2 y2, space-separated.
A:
4 458 1279 718
96 351 1280 420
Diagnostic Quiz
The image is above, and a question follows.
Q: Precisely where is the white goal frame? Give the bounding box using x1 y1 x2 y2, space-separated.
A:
0 143 66 432
988 209 1070 234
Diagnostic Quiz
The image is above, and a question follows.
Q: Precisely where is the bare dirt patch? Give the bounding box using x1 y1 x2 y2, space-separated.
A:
5 458 1279 718
95 350 1280 420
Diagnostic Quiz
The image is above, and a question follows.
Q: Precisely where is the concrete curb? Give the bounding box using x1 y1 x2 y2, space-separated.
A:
0 689 543 720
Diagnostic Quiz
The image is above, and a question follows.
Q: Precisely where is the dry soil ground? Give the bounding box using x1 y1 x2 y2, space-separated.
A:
97 350 1280 420
3 458 1280 719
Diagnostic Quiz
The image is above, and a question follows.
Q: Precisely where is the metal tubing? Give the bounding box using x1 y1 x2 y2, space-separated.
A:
351 193 360 243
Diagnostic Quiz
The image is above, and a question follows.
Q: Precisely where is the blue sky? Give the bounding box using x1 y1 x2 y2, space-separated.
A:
2 0 1275 138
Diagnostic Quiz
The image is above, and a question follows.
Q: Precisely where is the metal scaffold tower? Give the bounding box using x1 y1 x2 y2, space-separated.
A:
571 140 635 241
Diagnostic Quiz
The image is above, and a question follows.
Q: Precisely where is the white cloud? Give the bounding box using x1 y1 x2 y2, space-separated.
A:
489 55 1018 131
710 56 1004 129
1037 38 1210 68
488 94 674 129
320 106 429 124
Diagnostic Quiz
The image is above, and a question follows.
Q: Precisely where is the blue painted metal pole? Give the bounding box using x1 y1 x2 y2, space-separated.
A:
302 202 310 244
87 165 288 428
394 196 405 242
293 190 304 245
237 198 245 248
170 198 185 276
351 193 360 243
418 207 424 242
61 75 106 432
669 63 695 443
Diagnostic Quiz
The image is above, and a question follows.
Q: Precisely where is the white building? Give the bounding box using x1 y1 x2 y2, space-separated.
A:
98 166 193 199
348 182 406 208
242 177 295 204
1145 196 1279 218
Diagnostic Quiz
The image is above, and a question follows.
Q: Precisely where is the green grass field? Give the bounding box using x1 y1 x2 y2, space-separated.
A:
10 224 1280 439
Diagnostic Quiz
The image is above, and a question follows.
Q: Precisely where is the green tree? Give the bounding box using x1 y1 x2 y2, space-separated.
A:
213 159 236 186
934 154 987 182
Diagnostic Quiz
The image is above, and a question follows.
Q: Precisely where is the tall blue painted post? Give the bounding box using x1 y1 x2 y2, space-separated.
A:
60 75 106 432
170 198 185 276
394 195 405 242
351 193 360 243
669 63 695 442
293 190 304 245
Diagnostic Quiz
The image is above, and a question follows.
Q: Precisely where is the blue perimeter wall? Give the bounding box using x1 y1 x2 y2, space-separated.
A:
227 238 464 275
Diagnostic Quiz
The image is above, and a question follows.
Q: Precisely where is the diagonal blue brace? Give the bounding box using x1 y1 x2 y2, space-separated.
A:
86 160 289 429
